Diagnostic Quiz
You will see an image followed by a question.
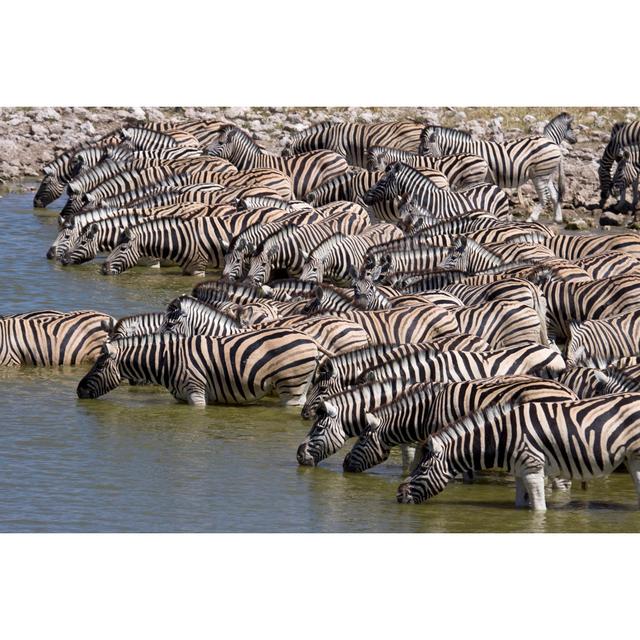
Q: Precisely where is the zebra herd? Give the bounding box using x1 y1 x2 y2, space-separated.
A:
5 112 640 512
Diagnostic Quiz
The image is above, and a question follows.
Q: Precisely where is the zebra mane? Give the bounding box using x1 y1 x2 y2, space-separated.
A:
432 400 518 448
452 236 503 266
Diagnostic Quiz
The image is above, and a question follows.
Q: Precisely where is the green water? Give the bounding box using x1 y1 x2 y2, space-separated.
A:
1 190 639 532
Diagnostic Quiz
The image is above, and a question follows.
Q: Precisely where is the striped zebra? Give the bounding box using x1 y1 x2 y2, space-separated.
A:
542 112 578 146
610 145 640 211
284 120 424 168
360 342 566 386
530 232 640 261
532 274 640 339
343 375 578 473
162 295 246 337
566 309 640 367
222 208 327 281
557 367 609 399
76 328 319 406
366 147 490 188
101 208 297 277
299 229 403 285
192 279 273 306
119 127 202 151
102 313 166 340
420 121 572 222
302 335 493 420
209 126 349 198
441 236 557 273
296 377 421 466
598 120 640 208
243 211 370 285
397 394 640 508
362 162 510 221
1 310 112 366
318 305 459 346
570 251 640 280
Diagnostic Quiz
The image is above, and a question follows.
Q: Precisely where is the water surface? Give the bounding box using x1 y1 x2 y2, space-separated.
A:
1 190 639 532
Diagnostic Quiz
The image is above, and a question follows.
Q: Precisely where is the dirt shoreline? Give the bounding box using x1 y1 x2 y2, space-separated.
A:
1 106 638 225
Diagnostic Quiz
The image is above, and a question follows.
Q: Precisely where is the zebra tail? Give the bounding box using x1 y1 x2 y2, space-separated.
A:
557 160 566 204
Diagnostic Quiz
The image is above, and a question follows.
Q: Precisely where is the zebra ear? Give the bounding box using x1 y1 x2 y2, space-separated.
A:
347 264 359 281
221 239 230 253
322 401 338 418
86 223 99 240
236 238 246 252
120 227 132 243
623 149 631 160
315 286 324 301
100 318 115 334
245 241 255 255
301 250 310 262
365 412 381 430
362 370 376 383
456 235 467 250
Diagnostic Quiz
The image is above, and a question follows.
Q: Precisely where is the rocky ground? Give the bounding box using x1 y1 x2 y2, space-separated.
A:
1 106 639 227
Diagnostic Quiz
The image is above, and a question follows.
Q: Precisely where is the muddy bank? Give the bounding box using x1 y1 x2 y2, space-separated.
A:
1 106 638 224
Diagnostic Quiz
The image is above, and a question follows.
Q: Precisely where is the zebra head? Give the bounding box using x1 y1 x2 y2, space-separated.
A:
418 127 439 156
397 195 433 232
299 251 324 283
296 400 346 465
76 341 122 399
362 162 401 205
102 228 141 276
48 217 79 261
396 438 450 504
34 171 65 209
342 412 390 472
351 262 389 310
301 364 342 420
244 244 279 285
366 146 392 172
222 238 249 282
60 223 100 266
441 236 469 271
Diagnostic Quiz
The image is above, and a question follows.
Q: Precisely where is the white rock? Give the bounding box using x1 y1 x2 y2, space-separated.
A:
225 107 247 120
80 121 96 135
129 107 146 120
523 114 536 124
30 123 48 137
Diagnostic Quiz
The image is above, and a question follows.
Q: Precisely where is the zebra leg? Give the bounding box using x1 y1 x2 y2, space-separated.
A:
546 177 563 223
515 477 529 508
551 477 572 491
529 176 552 222
522 471 547 511
627 455 640 505
401 445 417 472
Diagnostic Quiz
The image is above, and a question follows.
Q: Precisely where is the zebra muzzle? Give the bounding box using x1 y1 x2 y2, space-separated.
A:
296 442 316 466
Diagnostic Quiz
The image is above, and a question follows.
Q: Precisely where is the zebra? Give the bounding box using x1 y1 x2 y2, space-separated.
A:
530 232 640 261
343 375 578 473
570 251 640 280
362 162 510 221
610 145 640 211
531 273 640 340
119 126 202 151
76 328 319 406
598 120 640 208
542 112 578 146
102 313 166 340
221 208 328 281
317 305 459 347
360 342 566 386
283 120 424 168
101 207 296 277
397 394 640 509
1 310 113 366
192 279 273 306
366 147 490 188
301 335 493 420
162 295 246 337
441 236 557 273
566 310 640 368
299 229 404 285
557 367 610 399
243 211 370 285
208 125 349 198
420 121 573 222
296 377 421 466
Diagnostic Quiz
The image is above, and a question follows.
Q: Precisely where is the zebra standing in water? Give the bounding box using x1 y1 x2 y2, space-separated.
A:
397 394 640 509
598 120 640 208
76 328 319 406
283 120 424 168
1 310 113 366
208 126 349 198
343 376 578 473
420 113 576 222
